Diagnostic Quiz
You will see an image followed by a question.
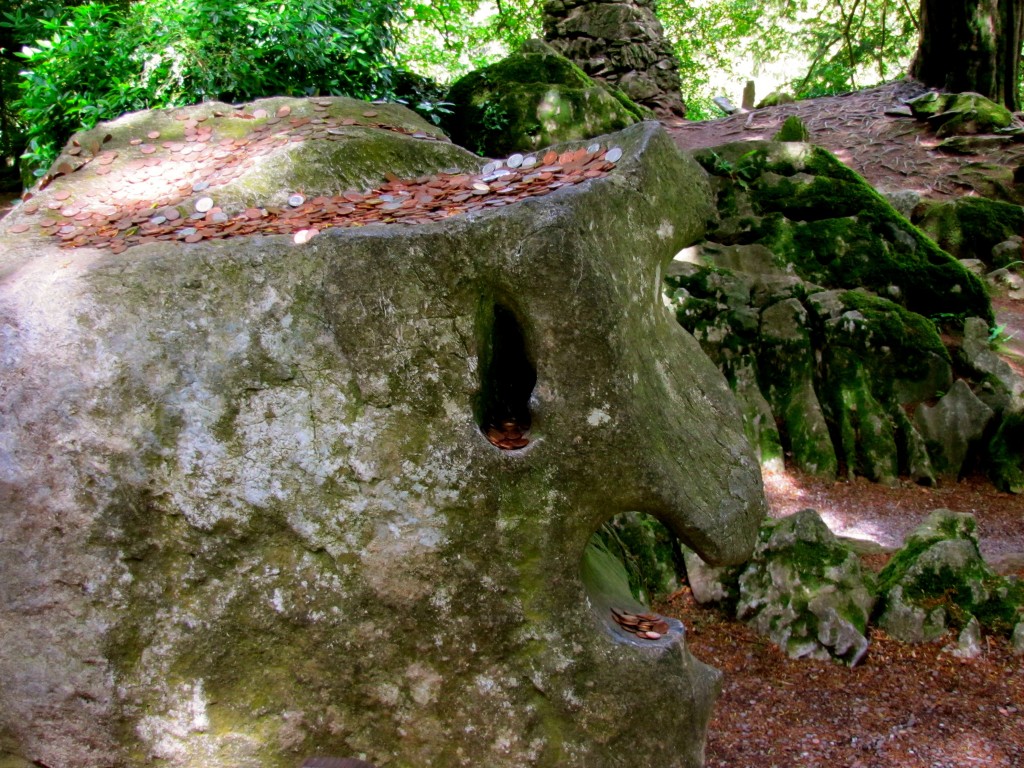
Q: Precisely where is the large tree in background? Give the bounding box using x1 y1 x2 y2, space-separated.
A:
911 0 1024 110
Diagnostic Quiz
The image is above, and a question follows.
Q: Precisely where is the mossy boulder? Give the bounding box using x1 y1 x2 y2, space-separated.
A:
917 196 1024 267
735 509 876 665
876 510 1024 642
907 91 1014 137
444 39 646 156
693 140 992 324
0 102 766 768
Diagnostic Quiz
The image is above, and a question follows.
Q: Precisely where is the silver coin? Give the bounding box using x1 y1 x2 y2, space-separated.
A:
521 155 537 168
178 227 197 236
195 196 214 212
288 194 305 207
481 161 497 176
192 180 210 192
506 153 524 168
605 147 623 163
587 142 601 154
149 215 167 225
211 211 229 223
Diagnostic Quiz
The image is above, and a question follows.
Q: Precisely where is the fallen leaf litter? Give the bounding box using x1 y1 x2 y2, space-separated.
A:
8 101 624 251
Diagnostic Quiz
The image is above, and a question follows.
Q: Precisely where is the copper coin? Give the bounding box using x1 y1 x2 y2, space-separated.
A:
362 110 378 118
53 190 72 201
276 105 292 117
140 144 157 154
21 202 39 214
8 223 30 234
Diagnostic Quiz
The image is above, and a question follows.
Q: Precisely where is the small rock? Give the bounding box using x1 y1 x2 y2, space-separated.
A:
949 616 983 658
1012 622 1024 655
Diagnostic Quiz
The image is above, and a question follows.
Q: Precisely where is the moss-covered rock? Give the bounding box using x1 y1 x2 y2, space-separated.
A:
693 141 993 324
443 39 646 156
876 510 1024 642
0 103 764 768
736 509 876 665
774 115 810 142
907 91 1014 137
917 196 1024 267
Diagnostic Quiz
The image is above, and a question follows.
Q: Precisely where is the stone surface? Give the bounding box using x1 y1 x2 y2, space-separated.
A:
949 616 983 658
916 196 1024 267
543 0 686 117
681 545 743 607
443 39 643 157
735 509 876 666
876 510 1023 643
0 103 767 767
907 91 1014 137
914 379 995 478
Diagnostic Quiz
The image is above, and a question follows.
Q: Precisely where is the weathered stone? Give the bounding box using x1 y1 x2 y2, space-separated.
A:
914 380 995 477
681 545 743 607
736 510 876 666
759 299 838 478
756 91 795 108
960 316 1024 413
949 616 983 658
991 236 1023 268
443 39 644 157
876 510 1023 642
907 91 1014 136
0 105 765 768
692 141 992 323
1013 622 1024 655
917 196 1024 267
543 0 686 117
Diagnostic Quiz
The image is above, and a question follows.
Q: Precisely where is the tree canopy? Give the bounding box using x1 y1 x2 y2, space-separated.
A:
0 0 1020 189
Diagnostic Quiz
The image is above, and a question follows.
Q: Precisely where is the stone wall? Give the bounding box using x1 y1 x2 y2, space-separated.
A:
543 0 687 117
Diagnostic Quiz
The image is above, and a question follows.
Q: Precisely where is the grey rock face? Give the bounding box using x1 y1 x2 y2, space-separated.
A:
735 509 876 666
915 379 995 477
543 0 686 117
876 509 1023 643
0 103 765 768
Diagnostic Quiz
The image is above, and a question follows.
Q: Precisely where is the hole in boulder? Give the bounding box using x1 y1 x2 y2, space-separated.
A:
581 512 685 644
477 302 536 450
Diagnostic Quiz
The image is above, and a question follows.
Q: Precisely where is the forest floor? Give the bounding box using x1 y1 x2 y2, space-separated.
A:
659 79 1024 768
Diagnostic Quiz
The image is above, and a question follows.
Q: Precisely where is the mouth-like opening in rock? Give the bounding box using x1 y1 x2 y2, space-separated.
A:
580 512 685 644
476 302 536 450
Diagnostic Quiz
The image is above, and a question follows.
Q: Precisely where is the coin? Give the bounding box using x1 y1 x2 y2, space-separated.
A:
195 197 214 213
8 223 29 234
276 105 292 118
605 147 623 163
288 194 305 207
506 153 524 168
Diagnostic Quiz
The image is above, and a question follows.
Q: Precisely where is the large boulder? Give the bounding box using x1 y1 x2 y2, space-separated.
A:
876 510 1024 642
444 39 645 157
735 510 876 666
667 141 1000 486
0 99 766 768
906 91 1014 137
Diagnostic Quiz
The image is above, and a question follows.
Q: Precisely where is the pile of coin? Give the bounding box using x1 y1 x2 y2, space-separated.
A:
611 608 670 640
7 98 625 254
485 419 530 450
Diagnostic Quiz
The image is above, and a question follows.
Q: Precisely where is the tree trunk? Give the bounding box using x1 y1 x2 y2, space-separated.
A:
911 0 1024 111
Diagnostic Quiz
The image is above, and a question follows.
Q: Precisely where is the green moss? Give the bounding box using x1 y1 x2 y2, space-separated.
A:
988 410 1024 493
774 115 810 142
444 49 641 156
920 197 1024 264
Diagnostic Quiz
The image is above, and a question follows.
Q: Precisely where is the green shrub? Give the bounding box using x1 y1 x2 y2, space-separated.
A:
10 0 401 179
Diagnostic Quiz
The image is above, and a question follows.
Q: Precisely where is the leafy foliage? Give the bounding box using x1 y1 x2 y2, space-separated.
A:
5 0 401 178
657 0 919 119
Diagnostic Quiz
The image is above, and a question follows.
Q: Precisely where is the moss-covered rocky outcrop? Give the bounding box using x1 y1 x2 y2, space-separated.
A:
444 39 647 156
875 510 1024 642
0 101 765 768
665 140 1021 487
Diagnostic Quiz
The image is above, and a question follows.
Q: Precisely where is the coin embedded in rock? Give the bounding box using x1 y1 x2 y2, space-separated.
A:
195 197 214 213
605 147 623 163
288 194 306 207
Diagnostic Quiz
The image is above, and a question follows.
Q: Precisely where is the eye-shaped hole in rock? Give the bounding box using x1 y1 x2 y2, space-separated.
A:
477 302 536 450
581 512 686 644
